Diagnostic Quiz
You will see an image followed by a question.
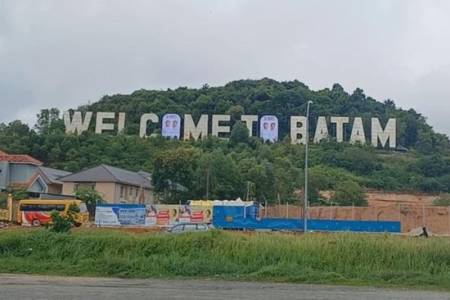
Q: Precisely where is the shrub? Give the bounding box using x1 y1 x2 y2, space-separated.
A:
331 180 367 206
433 194 450 206
48 211 73 233
47 203 80 233
75 188 103 220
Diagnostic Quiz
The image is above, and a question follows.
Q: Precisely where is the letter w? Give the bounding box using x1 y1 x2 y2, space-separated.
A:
64 111 93 135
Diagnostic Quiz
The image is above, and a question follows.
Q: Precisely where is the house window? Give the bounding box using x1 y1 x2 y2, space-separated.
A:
120 186 124 198
135 188 139 197
130 187 133 196
74 183 95 192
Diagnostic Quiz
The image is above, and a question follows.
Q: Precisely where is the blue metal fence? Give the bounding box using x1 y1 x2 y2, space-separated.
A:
213 205 401 233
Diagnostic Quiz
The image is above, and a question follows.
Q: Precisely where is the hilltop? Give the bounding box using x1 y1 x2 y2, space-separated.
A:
80 78 447 151
1 78 450 203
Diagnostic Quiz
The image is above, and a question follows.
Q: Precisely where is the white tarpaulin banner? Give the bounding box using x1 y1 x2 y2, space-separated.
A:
260 115 278 142
161 113 181 139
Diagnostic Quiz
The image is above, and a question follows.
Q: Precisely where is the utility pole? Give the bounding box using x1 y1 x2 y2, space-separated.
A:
304 100 313 233
246 181 250 201
206 162 210 199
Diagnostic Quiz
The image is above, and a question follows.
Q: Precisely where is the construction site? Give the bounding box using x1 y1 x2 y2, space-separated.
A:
262 191 450 235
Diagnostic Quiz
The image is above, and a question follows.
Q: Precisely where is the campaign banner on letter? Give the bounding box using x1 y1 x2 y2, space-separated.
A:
162 114 181 139
260 115 278 142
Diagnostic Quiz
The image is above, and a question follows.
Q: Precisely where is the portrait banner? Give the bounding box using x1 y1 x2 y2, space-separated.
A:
260 115 278 142
162 113 181 139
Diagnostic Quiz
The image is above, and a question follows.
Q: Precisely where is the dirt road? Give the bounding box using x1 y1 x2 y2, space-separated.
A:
1 274 449 300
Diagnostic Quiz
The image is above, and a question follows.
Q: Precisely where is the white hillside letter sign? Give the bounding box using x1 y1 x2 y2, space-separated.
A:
64 111 93 135
290 116 307 144
139 113 159 138
331 117 349 142
372 118 396 148
117 112 126 134
184 114 208 140
314 116 329 143
95 112 117 134
350 117 366 144
212 114 230 137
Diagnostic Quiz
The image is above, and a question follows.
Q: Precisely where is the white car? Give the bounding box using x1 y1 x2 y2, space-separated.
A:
168 223 209 233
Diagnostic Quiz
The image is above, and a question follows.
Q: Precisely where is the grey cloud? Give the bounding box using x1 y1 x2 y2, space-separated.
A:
1 0 450 134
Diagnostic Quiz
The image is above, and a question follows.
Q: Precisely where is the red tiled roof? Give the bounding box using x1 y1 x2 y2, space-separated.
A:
0 154 43 165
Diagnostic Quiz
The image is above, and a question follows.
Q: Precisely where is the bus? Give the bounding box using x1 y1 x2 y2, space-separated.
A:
17 199 89 226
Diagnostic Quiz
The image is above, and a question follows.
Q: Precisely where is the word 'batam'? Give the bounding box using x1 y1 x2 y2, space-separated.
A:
64 112 396 148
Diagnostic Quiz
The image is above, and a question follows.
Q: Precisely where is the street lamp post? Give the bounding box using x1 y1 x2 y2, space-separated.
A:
304 100 313 233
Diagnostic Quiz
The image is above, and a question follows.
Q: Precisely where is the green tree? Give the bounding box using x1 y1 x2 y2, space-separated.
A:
152 147 199 202
331 181 367 206
75 188 103 220
35 108 63 134
229 121 249 145
0 121 37 154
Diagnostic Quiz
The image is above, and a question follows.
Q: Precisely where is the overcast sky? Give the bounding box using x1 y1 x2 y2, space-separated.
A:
1 0 450 135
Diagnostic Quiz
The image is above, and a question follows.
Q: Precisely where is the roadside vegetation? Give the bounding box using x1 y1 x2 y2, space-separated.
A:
0 229 449 290
46 203 80 233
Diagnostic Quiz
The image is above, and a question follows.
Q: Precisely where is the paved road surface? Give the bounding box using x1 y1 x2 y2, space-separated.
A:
1 274 449 300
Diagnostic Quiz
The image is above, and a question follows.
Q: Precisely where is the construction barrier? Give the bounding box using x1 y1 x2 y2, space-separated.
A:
95 204 212 227
213 205 401 233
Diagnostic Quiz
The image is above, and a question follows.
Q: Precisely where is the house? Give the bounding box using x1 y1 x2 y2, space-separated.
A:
0 150 43 191
59 164 155 204
0 150 71 195
28 166 72 194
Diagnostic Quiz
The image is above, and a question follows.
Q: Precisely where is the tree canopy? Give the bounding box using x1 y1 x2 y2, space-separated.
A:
1 78 450 204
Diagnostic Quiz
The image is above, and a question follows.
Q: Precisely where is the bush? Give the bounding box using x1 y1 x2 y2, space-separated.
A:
433 194 450 206
75 188 102 220
47 203 80 233
48 212 73 233
331 180 367 206
320 144 382 176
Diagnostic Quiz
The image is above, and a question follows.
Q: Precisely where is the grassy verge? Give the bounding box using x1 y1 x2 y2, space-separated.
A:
0 229 450 290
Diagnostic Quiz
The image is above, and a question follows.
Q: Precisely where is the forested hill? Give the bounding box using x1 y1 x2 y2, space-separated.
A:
2 78 450 204
81 78 448 152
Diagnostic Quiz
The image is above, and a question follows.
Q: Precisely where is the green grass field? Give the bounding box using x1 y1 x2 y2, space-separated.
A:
1 229 450 290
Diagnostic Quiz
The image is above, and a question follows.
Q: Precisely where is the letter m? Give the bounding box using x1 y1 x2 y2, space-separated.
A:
371 118 396 148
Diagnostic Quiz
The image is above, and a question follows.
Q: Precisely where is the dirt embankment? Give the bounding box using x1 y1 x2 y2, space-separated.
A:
266 191 450 234
365 191 438 207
